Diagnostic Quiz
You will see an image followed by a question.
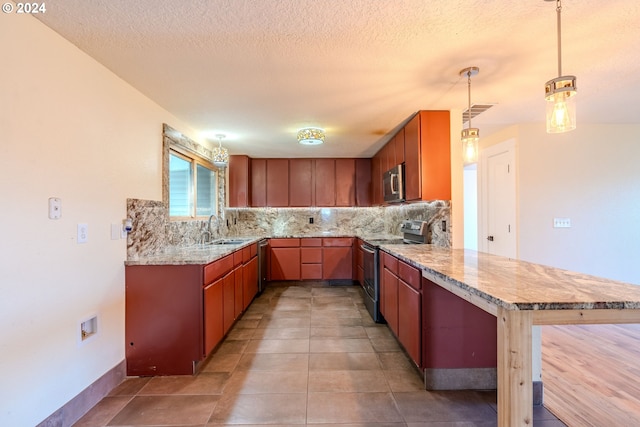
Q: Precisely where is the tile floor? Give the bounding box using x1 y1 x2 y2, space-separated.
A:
73 282 566 426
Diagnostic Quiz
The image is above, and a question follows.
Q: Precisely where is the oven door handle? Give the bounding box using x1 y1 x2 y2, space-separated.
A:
360 244 376 254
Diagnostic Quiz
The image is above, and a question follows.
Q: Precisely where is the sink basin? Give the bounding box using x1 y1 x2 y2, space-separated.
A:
209 238 252 245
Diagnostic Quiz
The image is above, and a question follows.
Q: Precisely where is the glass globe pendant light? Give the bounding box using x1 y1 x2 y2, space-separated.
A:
460 66 480 165
211 134 229 168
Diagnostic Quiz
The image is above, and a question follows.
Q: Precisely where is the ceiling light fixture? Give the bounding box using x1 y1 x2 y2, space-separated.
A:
544 0 576 133
212 134 229 168
460 66 480 165
297 127 325 145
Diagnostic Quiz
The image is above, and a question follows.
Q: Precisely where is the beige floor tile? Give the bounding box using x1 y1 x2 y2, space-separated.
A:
236 353 309 371
392 390 497 423
310 338 375 353
73 396 132 427
258 317 311 329
208 393 307 424
200 352 241 373
384 368 425 392
107 395 219 426
310 326 367 338
306 392 403 423
370 337 402 352
377 352 415 371
138 372 230 395
245 338 310 353
252 327 310 340
308 370 390 392
310 316 363 327
223 370 308 394
108 377 151 396
309 352 381 371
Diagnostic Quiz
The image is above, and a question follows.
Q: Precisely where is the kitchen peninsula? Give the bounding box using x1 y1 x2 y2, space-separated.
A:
377 243 640 427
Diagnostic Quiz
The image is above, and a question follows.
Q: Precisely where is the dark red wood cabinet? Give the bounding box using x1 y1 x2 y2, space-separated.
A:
250 159 267 207
335 158 356 207
266 159 289 207
322 238 353 280
355 158 372 207
289 159 313 207
269 238 301 280
315 159 336 206
125 244 259 376
228 155 250 207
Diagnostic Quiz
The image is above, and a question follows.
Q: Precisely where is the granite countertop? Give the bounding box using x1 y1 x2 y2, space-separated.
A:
124 233 403 266
379 244 640 311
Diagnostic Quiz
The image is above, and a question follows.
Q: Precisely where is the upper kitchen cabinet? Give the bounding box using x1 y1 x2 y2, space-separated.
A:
404 110 451 201
335 159 356 207
266 159 289 207
289 159 313 207
355 158 372 207
314 159 336 206
394 128 405 166
229 155 251 207
250 159 267 206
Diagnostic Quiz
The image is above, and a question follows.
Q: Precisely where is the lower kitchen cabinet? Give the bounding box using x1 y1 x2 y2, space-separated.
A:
270 239 301 280
380 250 422 367
322 238 353 280
125 244 259 376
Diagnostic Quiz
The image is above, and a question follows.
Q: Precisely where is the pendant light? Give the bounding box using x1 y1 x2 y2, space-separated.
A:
211 134 229 168
544 0 576 133
460 66 480 165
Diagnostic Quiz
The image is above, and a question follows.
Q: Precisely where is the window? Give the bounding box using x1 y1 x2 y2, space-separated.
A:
169 148 217 218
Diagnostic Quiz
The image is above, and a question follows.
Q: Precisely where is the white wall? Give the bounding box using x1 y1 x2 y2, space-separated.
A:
517 123 640 285
0 13 199 426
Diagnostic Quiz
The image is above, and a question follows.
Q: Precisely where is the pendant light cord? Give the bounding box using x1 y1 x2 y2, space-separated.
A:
556 0 562 76
467 70 472 129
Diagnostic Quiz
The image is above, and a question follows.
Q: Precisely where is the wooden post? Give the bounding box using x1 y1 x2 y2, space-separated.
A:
497 307 533 426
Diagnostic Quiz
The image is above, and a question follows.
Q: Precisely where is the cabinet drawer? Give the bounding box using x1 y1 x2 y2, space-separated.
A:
250 243 258 258
301 247 322 263
323 237 353 247
301 264 322 280
301 238 322 247
242 246 251 263
381 251 398 275
270 238 300 247
233 250 243 267
398 260 421 291
204 255 233 285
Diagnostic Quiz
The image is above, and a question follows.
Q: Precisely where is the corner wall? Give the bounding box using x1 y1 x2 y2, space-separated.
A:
0 12 199 426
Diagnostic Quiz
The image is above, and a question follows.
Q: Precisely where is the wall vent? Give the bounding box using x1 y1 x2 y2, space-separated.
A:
462 103 495 123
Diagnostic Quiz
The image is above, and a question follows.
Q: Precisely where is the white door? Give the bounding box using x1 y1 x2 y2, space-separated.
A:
478 139 516 258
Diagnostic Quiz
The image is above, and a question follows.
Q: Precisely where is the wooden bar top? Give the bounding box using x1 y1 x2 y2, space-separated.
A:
378 244 640 312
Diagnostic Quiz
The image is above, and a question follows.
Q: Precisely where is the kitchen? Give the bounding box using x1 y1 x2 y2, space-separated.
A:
2 1 640 427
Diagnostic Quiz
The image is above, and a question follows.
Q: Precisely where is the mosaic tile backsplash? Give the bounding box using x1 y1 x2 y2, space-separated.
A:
126 199 451 259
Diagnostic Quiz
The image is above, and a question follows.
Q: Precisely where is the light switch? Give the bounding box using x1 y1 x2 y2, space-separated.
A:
48 197 61 219
553 218 571 228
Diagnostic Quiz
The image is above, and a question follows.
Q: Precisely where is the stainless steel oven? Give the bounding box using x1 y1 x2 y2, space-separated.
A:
361 241 383 323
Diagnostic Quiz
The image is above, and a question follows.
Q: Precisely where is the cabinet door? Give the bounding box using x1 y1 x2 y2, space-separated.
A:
314 159 336 206
266 159 289 207
335 158 356 207
371 153 382 205
243 257 258 310
229 155 250 207
419 111 451 201
251 159 267 207
322 247 352 280
383 268 398 335
355 158 372 207
404 114 421 201
289 159 313 207
270 247 301 280
234 266 243 319
223 272 235 335
398 280 421 366
204 278 224 356
395 128 405 165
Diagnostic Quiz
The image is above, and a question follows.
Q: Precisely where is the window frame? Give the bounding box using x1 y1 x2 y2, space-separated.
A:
165 138 219 221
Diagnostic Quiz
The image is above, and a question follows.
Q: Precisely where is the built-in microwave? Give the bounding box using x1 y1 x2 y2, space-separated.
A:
383 164 405 203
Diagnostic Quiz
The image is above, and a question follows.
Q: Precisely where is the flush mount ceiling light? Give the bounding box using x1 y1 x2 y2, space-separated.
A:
211 134 229 168
297 127 325 145
460 66 480 165
544 0 577 133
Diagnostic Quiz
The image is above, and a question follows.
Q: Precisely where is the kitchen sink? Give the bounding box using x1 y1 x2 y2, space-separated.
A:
209 238 252 245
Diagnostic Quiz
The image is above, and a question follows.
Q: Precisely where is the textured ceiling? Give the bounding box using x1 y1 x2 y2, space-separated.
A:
34 0 640 158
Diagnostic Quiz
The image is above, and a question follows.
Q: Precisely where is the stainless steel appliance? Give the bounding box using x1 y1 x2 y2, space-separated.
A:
258 239 268 293
400 220 431 244
361 241 382 323
383 164 405 203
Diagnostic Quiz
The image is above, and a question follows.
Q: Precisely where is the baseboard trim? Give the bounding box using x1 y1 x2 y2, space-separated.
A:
36 359 126 427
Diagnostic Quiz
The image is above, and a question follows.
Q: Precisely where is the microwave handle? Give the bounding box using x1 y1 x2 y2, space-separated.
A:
390 173 399 195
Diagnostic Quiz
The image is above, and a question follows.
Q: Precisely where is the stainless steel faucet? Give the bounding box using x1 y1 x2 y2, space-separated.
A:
200 214 218 244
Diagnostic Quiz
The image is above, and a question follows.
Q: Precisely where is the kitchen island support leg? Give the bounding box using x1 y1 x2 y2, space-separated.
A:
497 308 533 426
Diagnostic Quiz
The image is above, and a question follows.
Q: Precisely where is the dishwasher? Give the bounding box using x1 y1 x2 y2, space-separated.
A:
258 239 268 293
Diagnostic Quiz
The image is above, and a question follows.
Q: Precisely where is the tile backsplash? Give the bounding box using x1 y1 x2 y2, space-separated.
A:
127 199 451 259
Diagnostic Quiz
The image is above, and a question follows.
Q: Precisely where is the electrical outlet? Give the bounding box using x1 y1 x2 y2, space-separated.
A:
77 223 88 243
309 217 314 224
553 217 571 228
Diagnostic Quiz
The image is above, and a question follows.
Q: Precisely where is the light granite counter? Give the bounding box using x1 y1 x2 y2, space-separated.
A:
376 243 640 427
378 244 640 311
124 234 403 266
